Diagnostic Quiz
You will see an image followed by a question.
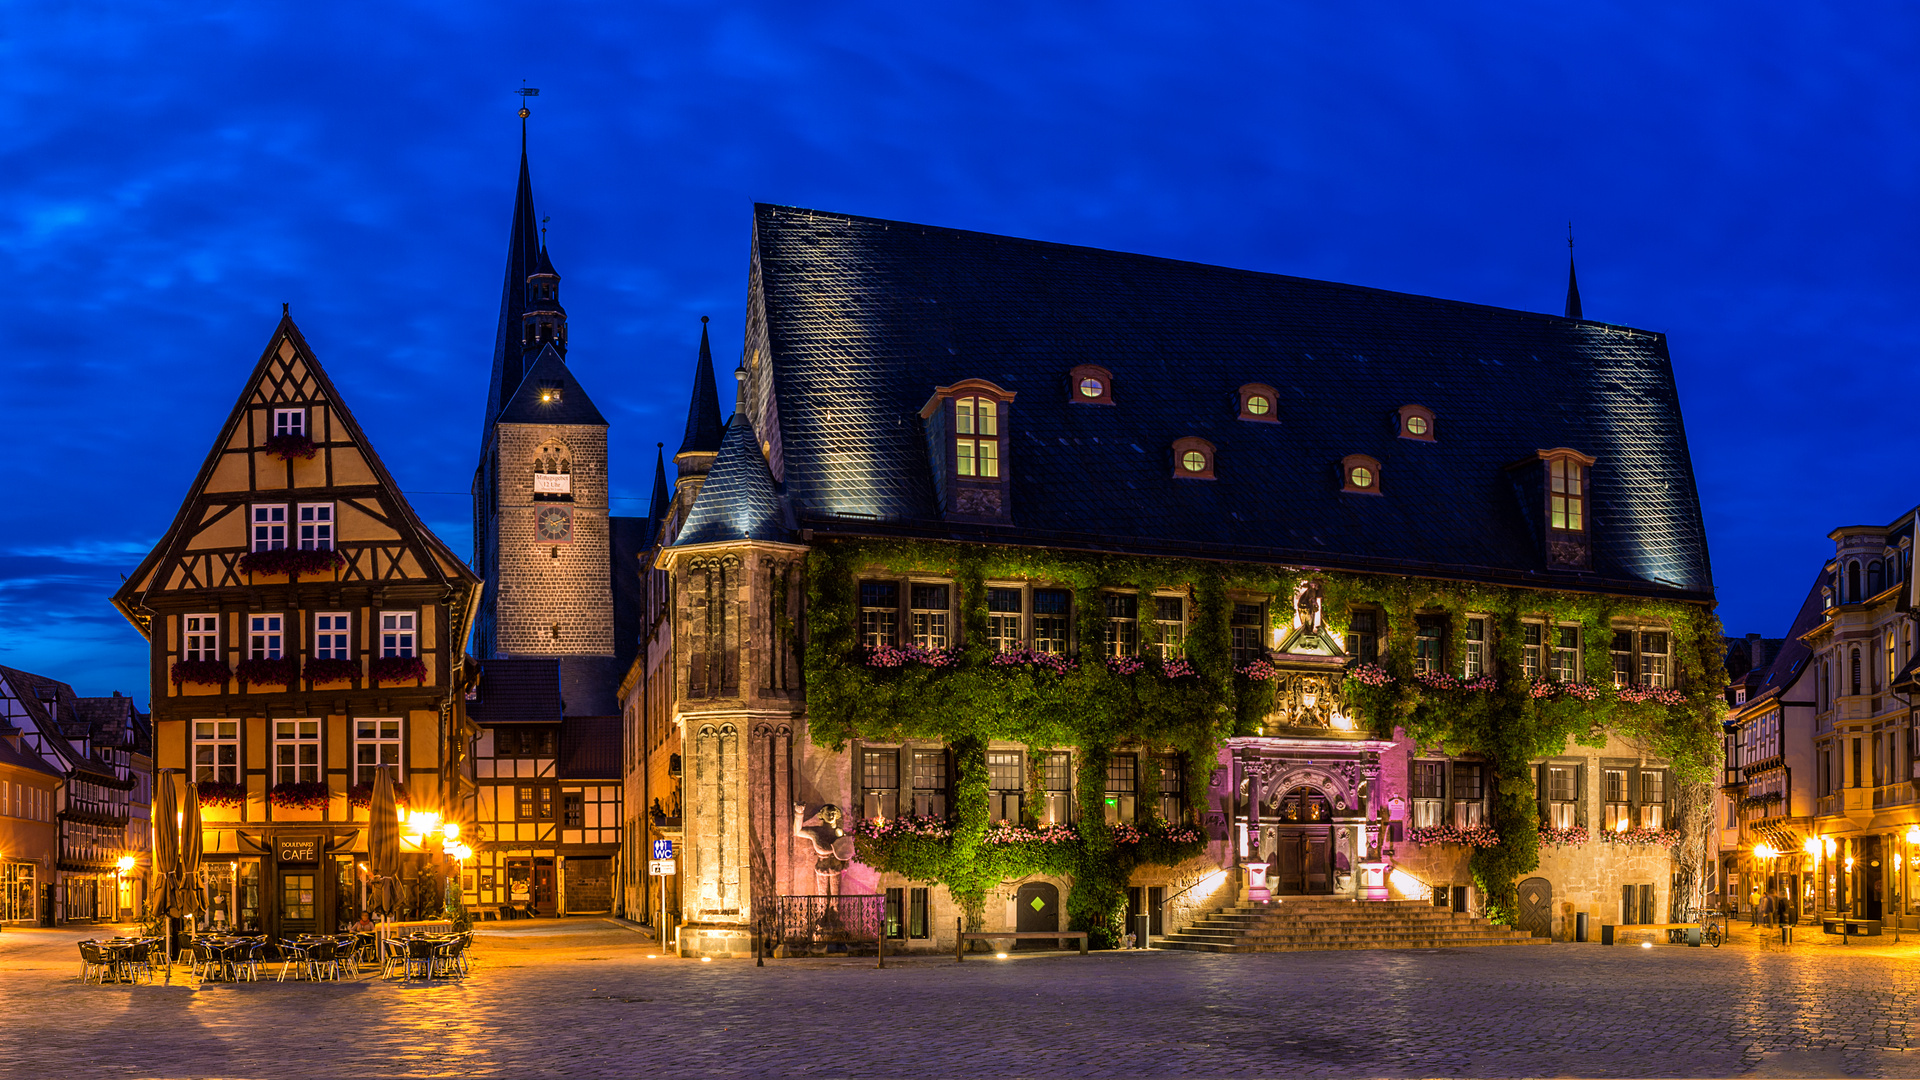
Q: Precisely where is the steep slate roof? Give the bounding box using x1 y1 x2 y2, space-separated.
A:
482 129 546 442
558 715 620 780
677 411 789 546
0 666 118 780
676 319 725 457
0 737 61 778
1738 570 1826 708
467 658 562 724
497 345 606 426
743 204 1712 598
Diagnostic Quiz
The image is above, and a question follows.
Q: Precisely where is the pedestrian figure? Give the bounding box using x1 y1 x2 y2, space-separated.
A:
1761 882 1777 928
1750 883 1763 927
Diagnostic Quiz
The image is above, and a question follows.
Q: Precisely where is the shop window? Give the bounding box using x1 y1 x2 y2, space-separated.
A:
988 751 1024 823
987 588 1023 653
1104 594 1139 657
1043 751 1073 824
861 748 900 820
860 581 900 649
884 887 905 939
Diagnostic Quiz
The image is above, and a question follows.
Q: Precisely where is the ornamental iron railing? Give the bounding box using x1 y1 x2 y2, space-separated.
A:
775 894 883 955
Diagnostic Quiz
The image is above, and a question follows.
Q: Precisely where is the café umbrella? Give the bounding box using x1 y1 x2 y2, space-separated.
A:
367 765 401 918
148 770 179 925
173 774 206 922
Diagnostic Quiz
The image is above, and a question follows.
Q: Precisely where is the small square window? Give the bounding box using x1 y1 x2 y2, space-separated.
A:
273 409 305 437
297 503 333 551
251 505 288 552
380 612 416 658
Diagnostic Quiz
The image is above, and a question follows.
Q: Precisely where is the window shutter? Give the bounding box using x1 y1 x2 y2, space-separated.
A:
1621 883 1634 925
1574 765 1588 828
1535 764 1548 825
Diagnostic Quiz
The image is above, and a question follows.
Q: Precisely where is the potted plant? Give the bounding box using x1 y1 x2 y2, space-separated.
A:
370 655 428 687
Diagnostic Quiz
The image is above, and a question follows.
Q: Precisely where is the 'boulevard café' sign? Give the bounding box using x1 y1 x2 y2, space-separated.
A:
276 835 321 863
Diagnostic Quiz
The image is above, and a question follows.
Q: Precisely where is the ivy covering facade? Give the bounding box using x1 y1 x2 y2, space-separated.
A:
806 536 1727 935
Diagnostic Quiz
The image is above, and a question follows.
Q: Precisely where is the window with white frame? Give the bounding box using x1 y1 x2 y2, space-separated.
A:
1411 760 1445 827
1414 616 1444 674
1463 617 1487 679
1452 762 1486 827
273 408 305 437
1544 765 1577 829
274 720 320 785
251 505 288 551
909 584 949 650
912 749 948 818
987 588 1023 652
1604 768 1630 831
1522 623 1543 680
954 396 1000 478
184 614 220 661
355 718 401 787
1105 594 1139 658
194 720 239 784
297 503 333 550
314 613 349 659
860 748 900 819
1638 770 1666 828
1153 596 1186 659
380 612 415 657
1044 751 1073 824
1550 625 1580 681
1032 590 1070 655
1105 753 1137 824
249 615 283 659
859 582 899 649
1640 632 1670 686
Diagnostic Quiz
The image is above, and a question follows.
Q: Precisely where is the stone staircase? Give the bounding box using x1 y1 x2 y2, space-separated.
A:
1155 897 1549 953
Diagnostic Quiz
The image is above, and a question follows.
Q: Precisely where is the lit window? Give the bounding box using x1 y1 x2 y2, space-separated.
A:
1350 467 1373 488
1105 754 1137 824
194 720 239 785
954 397 1000 478
1153 596 1186 659
1044 751 1073 823
987 588 1022 652
910 584 949 650
1639 771 1665 828
273 409 305 437
1604 769 1630 830
1412 761 1445 827
1550 626 1580 681
1641 632 1669 687
380 612 416 658
297 503 333 551
1463 618 1486 678
1104 594 1138 657
1238 383 1280 423
1522 623 1543 680
184 614 220 662
251 505 288 551
1245 395 1271 416
1544 766 1577 829
1069 365 1113 405
1550 458 1584 530
1078 377 1104 398
1341 454 1382 494
1346 611 1379 665
1405 415 1428 435
1033 589 1070 654
1182 451 1207 473
1173 438 1216 479
1230 603 1264 667
249 615 283 660
314 613 350 659
355 719 401 787
988 752 1024 822
1398 404 1436 441
859 582 899 648
861 748 899 819
912 750 949 818
274 719 320 785
1414 617 1444 673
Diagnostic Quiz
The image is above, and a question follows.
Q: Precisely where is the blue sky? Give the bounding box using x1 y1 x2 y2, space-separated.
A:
3 2 1914 700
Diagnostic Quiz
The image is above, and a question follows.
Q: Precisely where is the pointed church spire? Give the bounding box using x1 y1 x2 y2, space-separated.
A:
1564 223 1583 321
648 442 671 525
674 316 725 478
482 118 545 441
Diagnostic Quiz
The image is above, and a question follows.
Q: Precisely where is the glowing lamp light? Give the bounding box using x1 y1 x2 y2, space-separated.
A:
1846 857 1856 872
115 855 136 874
1640 942 1653 950
1826 837 1837 857
1614 819 1629 833
441 821 461 842
1907 826 1920 846
995 952 1009 960
1331 713 1354 731
1753 843 1777 861
1803 837 1821 857
700 957 711 963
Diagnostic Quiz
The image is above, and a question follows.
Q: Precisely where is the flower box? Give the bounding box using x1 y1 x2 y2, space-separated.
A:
236 547 344 580
1405 823 1501 848
370 655 428 686
1346 662 1396 687
268 781 331 811
170 660 232 688
1538 825 1590 847
346 781 408 809
1600 826 1682 848
864 644 958 669
196 780 247 809
1236 658 1279 682
236 656 299 691
1528 679 1602 701
989 648 1076 675
1617 684 1689 706
263 433 318 460
304 657 360 685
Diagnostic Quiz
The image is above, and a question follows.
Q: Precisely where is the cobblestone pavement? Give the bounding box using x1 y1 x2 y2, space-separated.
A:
9 919 1920 1079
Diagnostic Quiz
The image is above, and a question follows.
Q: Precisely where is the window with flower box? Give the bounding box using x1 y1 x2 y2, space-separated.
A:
987 588 1023 652
1346 610 1379 665
314 613 350 660
273 409 306 437
1522 623 1543 680
1032 590 1070 655
1611 628 1672 687
274 719 320 785
912 750 948 818
1043 751 1073 824
1412 761 1446 828
1451 763 1485 827
1106 754 1138 824
380 612 415 658
184 614 220 661
249 615 283 660
1604 768 1630 831
297 503 333 550
1157 753 1183 820
1538 763 1583 829
1463 618 1487 679
1153 596 1185 659
355 719 401 787
861 748 900 819
194 720 239 785
1550 625 1580 681
860 582 900 649
1638 770 1666 828
909 585 949 650
1105 594 1138 657
988 751 1024 822
1414 616 1445 674
251 505 288 551
1230 603 1265 667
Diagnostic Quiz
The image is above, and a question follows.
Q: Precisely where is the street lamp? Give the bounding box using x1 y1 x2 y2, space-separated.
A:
114 855 136 923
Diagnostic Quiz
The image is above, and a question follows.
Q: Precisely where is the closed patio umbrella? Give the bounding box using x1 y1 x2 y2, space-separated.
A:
173 776 206 923
149 770 179 926
368 765 401 918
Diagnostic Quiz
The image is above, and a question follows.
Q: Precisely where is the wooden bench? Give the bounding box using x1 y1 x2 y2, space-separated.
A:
956 931 1089 960
1601 922 1700 945
1822 917 1880 937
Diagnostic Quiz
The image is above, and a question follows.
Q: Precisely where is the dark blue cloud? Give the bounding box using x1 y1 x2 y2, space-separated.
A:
3 1 1913 698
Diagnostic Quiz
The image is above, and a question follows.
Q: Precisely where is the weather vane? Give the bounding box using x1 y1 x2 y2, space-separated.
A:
541 215 550 246
1567 222 1574 250
516 85 540 119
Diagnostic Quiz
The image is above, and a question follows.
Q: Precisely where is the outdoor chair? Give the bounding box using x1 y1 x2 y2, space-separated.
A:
277 939 311 982
77 941 109 984
405 936 438 980
306 939 339 981
380 937 408 979
235 939 267 981
429 936 464 978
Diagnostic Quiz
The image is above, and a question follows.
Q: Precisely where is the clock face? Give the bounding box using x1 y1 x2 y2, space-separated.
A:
536 506 573 543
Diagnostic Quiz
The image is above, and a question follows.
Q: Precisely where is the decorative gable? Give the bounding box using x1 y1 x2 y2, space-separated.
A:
919 379 1015 525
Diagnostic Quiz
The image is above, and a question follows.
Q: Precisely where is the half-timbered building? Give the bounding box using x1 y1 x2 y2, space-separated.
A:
110 316 482 937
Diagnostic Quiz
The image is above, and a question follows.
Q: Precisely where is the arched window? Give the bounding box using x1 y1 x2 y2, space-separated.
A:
1397 404 1436 441
1172 437 1217 480
1869 561 1885 597
1068 364 1114 406
1340 453 1383 495
1851 648 1861 696
1849 561 1862 603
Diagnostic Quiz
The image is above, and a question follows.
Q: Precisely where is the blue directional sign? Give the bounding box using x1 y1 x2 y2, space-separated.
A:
652 839 673 860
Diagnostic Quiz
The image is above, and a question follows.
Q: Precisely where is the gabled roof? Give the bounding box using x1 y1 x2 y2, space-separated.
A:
676 319 725 459
467 658 563 724
743 204 1712 597
73 694 148 752
110 315 483 641
0 666 117 780
497 344 606 426
0 737 61 779
558 715 620 780
677 411 790 546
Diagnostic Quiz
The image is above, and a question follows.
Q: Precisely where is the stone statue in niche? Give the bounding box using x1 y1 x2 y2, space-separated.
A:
1292 579 1325 634
794 802 856 879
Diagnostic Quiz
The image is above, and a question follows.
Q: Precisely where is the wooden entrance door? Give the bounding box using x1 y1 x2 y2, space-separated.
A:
1273 828 1333 894
1517 877 1552 938
1015 882 1059 933
532 859 557 917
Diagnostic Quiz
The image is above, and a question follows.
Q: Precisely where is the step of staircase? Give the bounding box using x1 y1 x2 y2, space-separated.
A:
1154 897 1550 953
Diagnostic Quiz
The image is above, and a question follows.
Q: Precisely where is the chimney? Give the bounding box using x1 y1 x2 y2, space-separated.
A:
1747 633 1763 670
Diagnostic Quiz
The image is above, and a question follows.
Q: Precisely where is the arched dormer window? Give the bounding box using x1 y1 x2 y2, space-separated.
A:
1172 437 1216 480
1397 404 1436 441
1340 454 1382 495
919 379 1016 524
1507 448 1596 571
1238 384 1279 423
1069 364 1114 406
532 439 573 500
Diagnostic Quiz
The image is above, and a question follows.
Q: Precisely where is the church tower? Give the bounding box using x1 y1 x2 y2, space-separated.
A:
472 124 614 670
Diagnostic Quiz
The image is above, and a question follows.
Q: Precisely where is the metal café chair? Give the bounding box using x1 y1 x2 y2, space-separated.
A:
380 937 408 979
77 941 110 984
405 936 439 980
276 939 312 982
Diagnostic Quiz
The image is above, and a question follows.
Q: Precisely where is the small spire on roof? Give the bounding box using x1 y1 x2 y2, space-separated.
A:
1563 222 1583 321
676 316 725 468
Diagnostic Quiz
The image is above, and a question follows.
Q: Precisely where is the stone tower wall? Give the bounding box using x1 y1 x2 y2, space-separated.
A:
492 421 614 657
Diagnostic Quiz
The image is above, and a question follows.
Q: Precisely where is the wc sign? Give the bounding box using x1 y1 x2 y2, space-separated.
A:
652 839 673 860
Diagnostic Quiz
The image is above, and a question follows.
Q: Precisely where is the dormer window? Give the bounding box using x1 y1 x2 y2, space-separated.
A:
1522 448 1597 570
537 380 563 405
1341 454 1382 495
920 379 1016 524
1068 364 1113 406
273 409 306 437
1398 404 1435 441
1172 437 1215 480
1238 383 1279 423
1543 451 1592 532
